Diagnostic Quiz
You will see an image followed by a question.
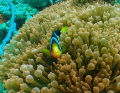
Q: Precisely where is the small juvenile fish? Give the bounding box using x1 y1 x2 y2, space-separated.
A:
50 26 68 58
50 30 62 58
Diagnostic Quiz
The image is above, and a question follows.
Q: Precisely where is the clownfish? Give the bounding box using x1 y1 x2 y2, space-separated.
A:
50 26 68 58
50 30 62 58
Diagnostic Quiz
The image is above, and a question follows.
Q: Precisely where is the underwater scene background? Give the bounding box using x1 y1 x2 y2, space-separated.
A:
0 0 120 93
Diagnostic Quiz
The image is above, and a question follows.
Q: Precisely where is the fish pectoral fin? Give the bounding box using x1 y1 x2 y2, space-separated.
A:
41 48 51 57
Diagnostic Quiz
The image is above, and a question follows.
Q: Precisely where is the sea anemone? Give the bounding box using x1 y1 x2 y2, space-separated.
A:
0 0 120 93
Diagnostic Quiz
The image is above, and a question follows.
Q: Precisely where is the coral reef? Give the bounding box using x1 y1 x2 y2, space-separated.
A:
0 0 120 93
0 0 64 20
0 14 8 44
0 0 39 21
0 82 6 93
0 0 16 56
24 0 50 8
0 14 7 24
24 0 64 9
0 23 8 44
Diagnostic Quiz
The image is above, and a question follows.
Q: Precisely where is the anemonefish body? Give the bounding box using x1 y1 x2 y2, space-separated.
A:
50 26 68 58
50 30 62 58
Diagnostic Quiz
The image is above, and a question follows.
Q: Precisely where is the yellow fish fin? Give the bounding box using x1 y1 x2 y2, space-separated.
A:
41 48 51 56
61 26 68 32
